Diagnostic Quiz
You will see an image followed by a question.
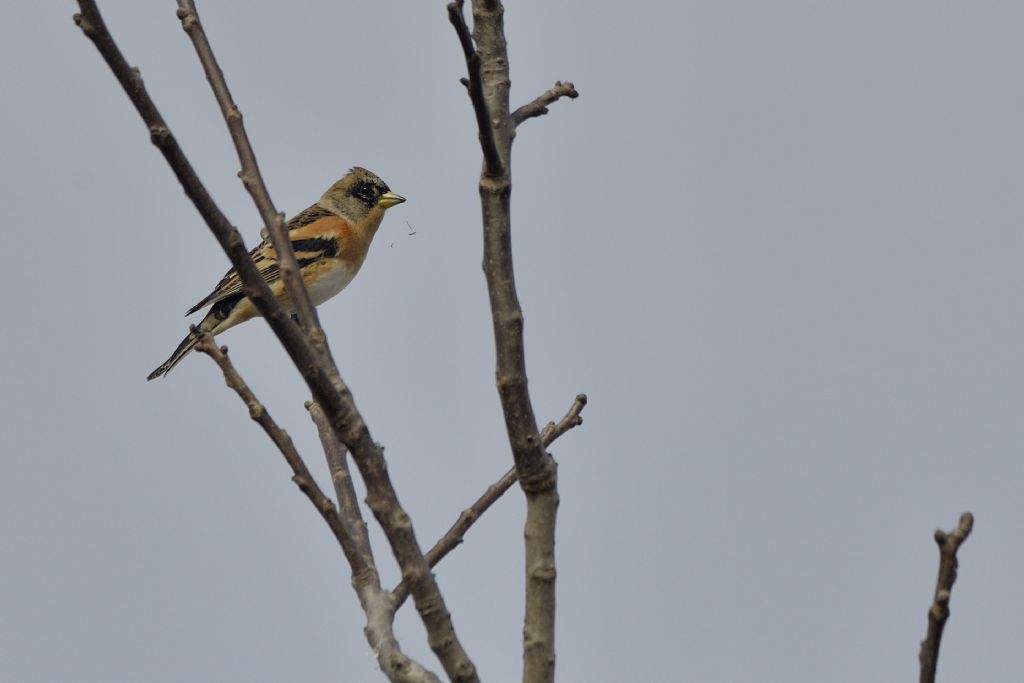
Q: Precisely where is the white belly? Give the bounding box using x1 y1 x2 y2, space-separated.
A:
306 262 358 306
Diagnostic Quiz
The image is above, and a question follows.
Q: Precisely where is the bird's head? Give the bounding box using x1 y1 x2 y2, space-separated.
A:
320 167 405 222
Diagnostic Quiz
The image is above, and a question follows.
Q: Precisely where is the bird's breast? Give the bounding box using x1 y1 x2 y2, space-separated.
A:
304 259 359 306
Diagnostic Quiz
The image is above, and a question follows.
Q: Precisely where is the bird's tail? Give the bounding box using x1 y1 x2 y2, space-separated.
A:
147 329 200 381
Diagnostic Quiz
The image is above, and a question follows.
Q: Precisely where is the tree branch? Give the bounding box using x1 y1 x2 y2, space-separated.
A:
305 405 439 683
918 511 974 683
73 1 322 393
447 1 503 177
193 334 439 683
306 401 374 566
76 4 478 681
192 332 344 547
175 0 325 349
450 1 578 680
392 395 587 607
511 81 578 127
539 394 588 448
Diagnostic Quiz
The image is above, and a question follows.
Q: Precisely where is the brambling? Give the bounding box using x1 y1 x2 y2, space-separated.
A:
147 167 405 380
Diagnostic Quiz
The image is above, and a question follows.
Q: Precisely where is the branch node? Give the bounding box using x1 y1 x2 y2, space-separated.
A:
148 125 170 144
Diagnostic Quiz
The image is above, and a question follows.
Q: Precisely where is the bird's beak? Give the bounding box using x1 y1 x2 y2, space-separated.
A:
379 191 406 209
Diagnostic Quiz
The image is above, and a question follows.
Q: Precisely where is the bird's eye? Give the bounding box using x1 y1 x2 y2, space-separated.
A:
354 182 376 201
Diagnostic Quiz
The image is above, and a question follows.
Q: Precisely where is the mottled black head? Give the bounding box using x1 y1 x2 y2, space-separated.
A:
349 169 386 208
320 167 405 221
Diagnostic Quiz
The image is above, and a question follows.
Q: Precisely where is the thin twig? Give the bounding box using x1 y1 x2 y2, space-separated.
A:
918 512 974 683
191 332 356 566
448 0 475 61
304 400 415 680
304 405 439 683
392 395 586 607
175 0 325 351
76 4 478 682
447 1 503 177
540 394 588 445
511 81 579 127
306 401 373 562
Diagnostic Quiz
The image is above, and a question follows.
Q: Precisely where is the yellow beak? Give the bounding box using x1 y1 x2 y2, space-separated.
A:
379 191 406 209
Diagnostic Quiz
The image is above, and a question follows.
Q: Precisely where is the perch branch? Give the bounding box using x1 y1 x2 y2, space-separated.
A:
73 1 319 387
392 395 587 607
75 4 478 682
511 81 578 127
175 0 323 346
918 511 974 683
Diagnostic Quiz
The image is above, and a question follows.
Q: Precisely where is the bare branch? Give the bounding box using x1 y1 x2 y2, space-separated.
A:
511 81 578 127
447 1 504 177
918 512 974 683
540 394 588 445
76 4 478 681
175 1 326 350
303 409 440 683
73 1 320 388
392 395 587 607
448 0 474 61
191 332 358 568
460 0 550 496
194 335 439 683
306 401 373 562
174 3 305 330
450 1 577 679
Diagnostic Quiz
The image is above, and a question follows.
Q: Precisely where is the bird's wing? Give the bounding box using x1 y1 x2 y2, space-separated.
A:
184 205 339 316
184 252 279 316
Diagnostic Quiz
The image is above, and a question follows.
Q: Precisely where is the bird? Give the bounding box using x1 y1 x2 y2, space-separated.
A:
147 167 405 380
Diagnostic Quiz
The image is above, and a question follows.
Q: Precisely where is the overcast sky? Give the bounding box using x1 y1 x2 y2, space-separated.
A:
2 2 1022 681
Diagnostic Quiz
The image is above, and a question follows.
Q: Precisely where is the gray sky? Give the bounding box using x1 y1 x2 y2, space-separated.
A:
2 2 1021 681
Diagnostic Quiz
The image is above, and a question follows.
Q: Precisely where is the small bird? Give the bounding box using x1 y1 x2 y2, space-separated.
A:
147 167 405 380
